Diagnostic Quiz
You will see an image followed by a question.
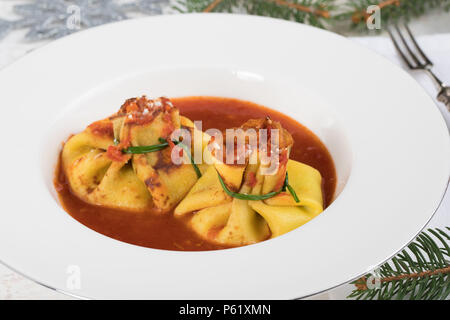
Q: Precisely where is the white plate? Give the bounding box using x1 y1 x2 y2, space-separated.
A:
0 14 448 299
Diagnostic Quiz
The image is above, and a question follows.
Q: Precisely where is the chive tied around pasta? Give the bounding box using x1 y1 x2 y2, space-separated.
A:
122 139 299 202
121 138 202 178
216 169 300 202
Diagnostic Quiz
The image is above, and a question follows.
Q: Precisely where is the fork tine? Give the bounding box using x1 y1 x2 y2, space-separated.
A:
393 24 422 67
403 23 433 67
387 26 414 69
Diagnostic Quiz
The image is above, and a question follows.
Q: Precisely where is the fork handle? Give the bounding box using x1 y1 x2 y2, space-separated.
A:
425 69 450 111
437 87 450 112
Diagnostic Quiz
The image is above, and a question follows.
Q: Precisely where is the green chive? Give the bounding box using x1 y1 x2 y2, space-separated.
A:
287 184 300 203
216 169 300 203
122 142 168 154
285 172 300 203
159 138 202 178
282 172 288 192
158 137 168 144
216 169 282 200
121 137 201 178
121 138 301 203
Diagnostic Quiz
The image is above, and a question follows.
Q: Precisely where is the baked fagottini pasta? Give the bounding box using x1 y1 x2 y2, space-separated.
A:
56 96 335 251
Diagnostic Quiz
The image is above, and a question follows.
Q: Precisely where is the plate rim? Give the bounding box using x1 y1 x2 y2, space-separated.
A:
0 13 448 299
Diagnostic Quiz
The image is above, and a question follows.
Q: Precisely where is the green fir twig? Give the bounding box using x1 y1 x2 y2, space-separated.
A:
348 227 450 300
173 0 450 32
173 0 335 28
340 0 450 32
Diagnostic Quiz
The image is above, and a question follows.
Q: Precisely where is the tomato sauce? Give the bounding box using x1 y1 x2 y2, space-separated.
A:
55 96 336 251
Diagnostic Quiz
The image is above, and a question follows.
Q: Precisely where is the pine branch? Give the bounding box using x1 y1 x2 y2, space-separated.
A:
203 0 331 17
342 0 450 32
261 0 331 18
176 0 450 32
348 228 450 300
174 0 335 28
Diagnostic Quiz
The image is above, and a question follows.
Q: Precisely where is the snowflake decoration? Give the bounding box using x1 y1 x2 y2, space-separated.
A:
0 0 168 41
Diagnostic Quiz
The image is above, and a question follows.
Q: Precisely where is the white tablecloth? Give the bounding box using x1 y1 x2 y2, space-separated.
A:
0 22 448 300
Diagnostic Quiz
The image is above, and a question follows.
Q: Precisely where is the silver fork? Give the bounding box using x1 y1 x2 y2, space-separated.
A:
388 23 450 111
